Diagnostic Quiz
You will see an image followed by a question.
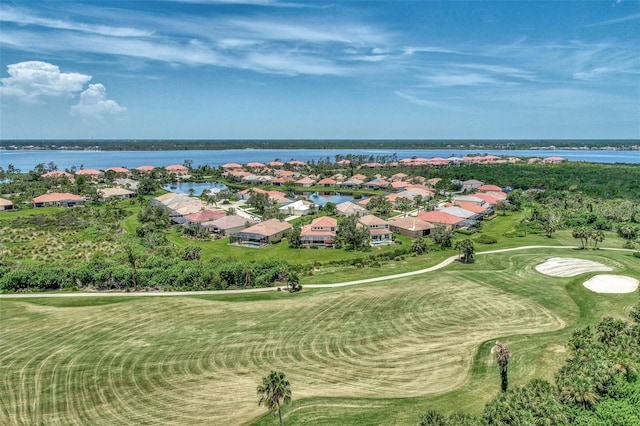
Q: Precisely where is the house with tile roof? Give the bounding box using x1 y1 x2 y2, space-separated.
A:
33 192 84 208
336 201 368 217
201 215 256 236
416 211 464 230
300 216 338 247
0 197 14 211
234 219 292 247
358 215 393 244
388 216 434 238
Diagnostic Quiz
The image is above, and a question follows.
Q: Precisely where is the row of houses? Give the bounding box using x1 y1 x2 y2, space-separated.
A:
151 192 257 236
40 164 190 181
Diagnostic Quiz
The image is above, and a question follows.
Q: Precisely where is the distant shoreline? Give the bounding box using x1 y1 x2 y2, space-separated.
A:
1 139 638 151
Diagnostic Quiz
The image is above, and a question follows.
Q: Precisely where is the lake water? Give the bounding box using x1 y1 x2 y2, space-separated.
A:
0 148 638 171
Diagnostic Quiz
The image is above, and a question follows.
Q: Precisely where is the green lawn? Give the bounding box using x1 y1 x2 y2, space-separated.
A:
1 248 637 425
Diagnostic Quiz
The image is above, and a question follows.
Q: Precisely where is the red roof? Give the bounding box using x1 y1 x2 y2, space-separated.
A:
416 211 463 225
136 165 155 172
477 184 502 192
184 209 226 222
166 164 188 172
106 167 131 174
75 169 103 176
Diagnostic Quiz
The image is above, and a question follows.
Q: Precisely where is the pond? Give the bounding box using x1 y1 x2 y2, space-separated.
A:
163 181 228 195
306 192 355 206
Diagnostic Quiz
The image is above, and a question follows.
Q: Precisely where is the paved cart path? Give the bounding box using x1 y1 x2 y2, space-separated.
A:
1 245 632 299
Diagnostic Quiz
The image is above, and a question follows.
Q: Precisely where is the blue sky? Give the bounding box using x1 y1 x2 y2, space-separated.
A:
1 0 638 140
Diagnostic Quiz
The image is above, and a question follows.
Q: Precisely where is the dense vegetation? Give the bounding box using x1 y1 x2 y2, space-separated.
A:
417 310 640 426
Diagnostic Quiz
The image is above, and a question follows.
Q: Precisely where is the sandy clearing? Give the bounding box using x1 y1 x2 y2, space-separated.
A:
583 274 639 294
535 257 612 277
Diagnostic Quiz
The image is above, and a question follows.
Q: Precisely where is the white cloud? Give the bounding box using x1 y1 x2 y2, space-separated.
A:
403 46 459 55
0 61 92 103
70 84 126 119
573 67 614 81
0 5 153 37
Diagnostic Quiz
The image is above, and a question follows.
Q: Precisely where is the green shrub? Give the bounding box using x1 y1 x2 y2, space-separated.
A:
476 234 498 244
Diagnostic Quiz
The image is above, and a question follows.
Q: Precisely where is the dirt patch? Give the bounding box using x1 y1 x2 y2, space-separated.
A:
583 275 639 294
535 257 612 277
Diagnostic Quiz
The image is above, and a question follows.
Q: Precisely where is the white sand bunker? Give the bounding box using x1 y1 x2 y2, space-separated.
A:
583 275 639 294
535 257 612 277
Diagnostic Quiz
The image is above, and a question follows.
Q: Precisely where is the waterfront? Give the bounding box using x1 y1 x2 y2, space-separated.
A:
1 148 638 171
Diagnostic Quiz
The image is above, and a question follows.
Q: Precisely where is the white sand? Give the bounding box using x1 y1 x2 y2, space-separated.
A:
535 257 613 277
583 275 639 294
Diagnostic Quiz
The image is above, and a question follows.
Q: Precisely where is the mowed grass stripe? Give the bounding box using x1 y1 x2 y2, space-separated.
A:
1 265 564 425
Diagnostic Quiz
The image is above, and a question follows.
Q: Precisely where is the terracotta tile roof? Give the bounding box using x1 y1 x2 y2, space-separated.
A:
310 216 337 228
454 201 487 214
472 193 498 205
33 192 83 203
184 209 226 222
136 165 155 172
317 178 337 185
106 167 131 174
75 168 103 176
0 197 13 207
166 164 188 173
477 184 502 192
416 211 463 225
388 216 434 231
222 163 243 169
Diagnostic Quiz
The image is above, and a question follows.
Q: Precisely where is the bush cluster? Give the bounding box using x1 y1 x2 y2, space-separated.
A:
0 257 292 292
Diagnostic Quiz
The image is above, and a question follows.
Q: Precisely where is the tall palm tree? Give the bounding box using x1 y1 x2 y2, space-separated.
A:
492 341 511 392
257 370 292 426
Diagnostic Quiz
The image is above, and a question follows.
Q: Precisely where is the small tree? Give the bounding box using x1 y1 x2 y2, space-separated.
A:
492 341 511 393
411 237 428 255
431 225 454 248
257 371 292 426
286 225 302 248
454 239 475 263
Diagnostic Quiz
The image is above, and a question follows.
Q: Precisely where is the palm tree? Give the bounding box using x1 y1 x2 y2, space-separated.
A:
257 371 292 426
492 341 511 392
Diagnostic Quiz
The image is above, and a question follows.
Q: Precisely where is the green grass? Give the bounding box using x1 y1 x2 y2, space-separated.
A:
1 248 638 425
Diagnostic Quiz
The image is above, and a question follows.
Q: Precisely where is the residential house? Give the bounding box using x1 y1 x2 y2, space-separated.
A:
183 209 226 225
477 184 503 193
234 219 292 247
201 215 255 236
339 177 363 189
336 201 368 217
106 167 131 175
165 164 189 175
42 171 74 180
358 215 393 244
416 211 464 230
300 216 338 247
461 179 484 191
279 200 317 216
75 169 103 180
99 187 136 200
114 178 139 191
388 216 434 238
0 197 14 211
295 177 316 188
136 165 155 173
363 178 389 190
33 192 84 208
317 177 337 188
